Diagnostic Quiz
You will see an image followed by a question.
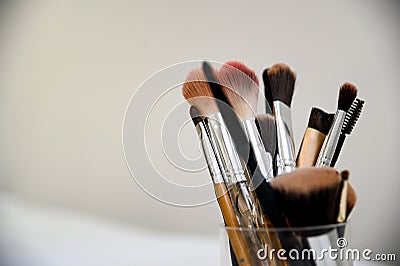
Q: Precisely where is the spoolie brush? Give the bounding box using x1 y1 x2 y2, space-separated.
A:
268 63 297 175
296 108 334 167
316 83 358 167
330 98 365 166
219 61 274 181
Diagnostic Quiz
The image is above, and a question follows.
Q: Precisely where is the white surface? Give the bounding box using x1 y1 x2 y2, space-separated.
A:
0 193 387 266
0 193 219 266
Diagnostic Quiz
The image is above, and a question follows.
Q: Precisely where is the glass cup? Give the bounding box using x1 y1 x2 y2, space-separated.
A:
220 222 354 266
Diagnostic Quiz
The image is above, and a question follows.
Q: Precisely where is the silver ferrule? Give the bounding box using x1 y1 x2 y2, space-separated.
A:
273 101 296 175
205 113 260 230
204 113 247 186
316 110 346 167
243 119 274 181
195 122 224 184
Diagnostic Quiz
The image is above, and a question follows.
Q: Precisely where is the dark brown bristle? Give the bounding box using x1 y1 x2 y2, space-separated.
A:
268 63 296 107
224 61 259 85
262 68 273 112
271 168 341 228
218 62 260 119
256 114 276 156
307 107 334 135
189 106 202 127
340 170 349 181
338 82 358 112
182 67 219 115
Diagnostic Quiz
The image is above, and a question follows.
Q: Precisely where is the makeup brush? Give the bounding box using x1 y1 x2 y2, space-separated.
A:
262 68 273 114
189 106 253 266
296 108 334 167
255 114 276 160
219 61 274 182
330 98 365 167
270 167 341 231
256 114 277 176
182 67 264 250
268 63 297 175
316 83 357 167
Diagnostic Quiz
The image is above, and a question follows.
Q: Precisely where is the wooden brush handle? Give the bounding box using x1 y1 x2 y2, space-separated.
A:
214 182 253 266
296 128 326 167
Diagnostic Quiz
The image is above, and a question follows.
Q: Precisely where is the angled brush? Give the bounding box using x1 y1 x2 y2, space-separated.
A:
297 107 334 167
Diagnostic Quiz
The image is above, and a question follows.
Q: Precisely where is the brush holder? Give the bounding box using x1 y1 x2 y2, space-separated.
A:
220 222 353 266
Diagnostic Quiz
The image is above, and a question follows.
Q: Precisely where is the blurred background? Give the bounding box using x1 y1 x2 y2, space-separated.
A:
0 0 399 265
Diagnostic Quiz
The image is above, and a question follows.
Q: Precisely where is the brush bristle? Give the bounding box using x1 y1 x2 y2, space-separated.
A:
189 106 202 127
256 114 276 156
262 68 273 113
340 170 349 181
224 61 259 85
218 61 259 119
338 82 358 112
342 98 364 135
268 63 296 107
271 167 341 227
307 107 334 135
182 67 219 116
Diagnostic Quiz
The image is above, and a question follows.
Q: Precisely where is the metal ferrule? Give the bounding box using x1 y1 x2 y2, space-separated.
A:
273 101 296 175
195 122 224 184
316 110 346 167
205 113 247 186
204 113 261 234
243 119 274 181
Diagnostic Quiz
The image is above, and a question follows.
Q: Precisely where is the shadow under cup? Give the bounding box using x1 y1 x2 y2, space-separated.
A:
220 222 354 266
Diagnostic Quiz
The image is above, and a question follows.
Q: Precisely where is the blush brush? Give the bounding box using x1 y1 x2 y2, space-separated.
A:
219 61 274 182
